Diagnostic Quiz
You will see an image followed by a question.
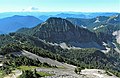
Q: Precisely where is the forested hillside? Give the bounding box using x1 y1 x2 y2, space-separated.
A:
0 16 120 77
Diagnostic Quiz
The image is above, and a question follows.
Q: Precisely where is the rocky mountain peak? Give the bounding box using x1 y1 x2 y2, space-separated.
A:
18 17 113 49
31 17 103 48
43 17 76 32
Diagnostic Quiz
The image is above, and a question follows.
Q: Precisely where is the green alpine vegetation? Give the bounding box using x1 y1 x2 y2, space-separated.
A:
0 15 120 77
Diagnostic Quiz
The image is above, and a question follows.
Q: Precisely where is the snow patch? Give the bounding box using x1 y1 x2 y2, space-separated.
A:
81 25 87 28
60 43 70 49
0 63 3 66
112 43 120 53
94 18 100 23
114 19 117 21
48 42 58 46
101 42 111 53
93 27 97 30
101 47 110 53
93 25 104 30
113 30 120 44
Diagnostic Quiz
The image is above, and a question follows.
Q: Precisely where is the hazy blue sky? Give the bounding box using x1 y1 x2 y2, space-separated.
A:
0 0 120 12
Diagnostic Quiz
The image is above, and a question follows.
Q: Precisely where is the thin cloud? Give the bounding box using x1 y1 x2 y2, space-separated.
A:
22 7 40 12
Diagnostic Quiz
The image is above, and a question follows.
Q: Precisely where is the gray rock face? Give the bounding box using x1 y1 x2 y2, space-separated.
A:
18 17 113 49
34 18 97 42
31 17 106 49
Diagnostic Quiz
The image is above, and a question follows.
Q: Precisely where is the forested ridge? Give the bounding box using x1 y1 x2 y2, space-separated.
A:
0 32 120 77
0 16 120 77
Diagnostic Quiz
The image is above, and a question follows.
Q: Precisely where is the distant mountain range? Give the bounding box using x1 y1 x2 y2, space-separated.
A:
0 14 120 77
0 12 119 20
55 13 86 18
67 14 120 34
0 13 119 47
0 15 43 33
0 12 119 34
